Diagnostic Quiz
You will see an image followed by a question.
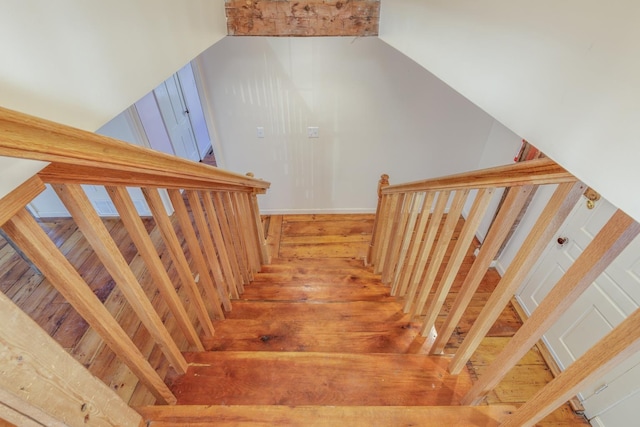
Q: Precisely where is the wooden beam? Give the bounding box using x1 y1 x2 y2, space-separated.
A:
502 304 640 427
419 188 494 337
106 185 204 351
142 188 217 338
0 290 144 426
0 176 45 227
462 209 640 406
225 0 380 37
430 185 535 355
383 158 574 194
450 182 584 375
167 189 229 315
2 209 175 404
52 184 187 375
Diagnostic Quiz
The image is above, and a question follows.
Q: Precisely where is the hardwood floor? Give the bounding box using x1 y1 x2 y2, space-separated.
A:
0 213 589 425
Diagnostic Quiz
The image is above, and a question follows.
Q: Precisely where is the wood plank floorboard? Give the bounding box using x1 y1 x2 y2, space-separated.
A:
204 319 426 353
239 282 395 302
225 300 412 322
137 404 517 427
170 351 472 406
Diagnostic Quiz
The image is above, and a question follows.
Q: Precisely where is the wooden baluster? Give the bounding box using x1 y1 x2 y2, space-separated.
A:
0 287 145 425
411 190 469 319
420 188 494 337
248 192 269 264
501 304 640 427
390 193 423 294
367 174 389 266
379 194 405 283
403 191 450 314
0 176 45 226
52 184 188 375
201 191 240 299
382 193 414 284
381 194 408 283
229 192 252 283
142 187 216 338
371 194 390 268
238 192 261 274
179 190 231 311
461 209 640 406
396 191 435 297
451 182 583 376
246 172 270 265
369 194 391 268
375 193 400 275
430 185 534 355
211 192 245 294
2 208 176 404
106 186 204 350
168 189 229 314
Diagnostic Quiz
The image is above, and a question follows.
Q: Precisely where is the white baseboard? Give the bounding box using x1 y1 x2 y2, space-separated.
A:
260 208 377 215
494 260 507 275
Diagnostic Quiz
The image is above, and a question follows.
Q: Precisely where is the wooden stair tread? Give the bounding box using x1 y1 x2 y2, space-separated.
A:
170 351 472 406
137 404 516 426
225 301 411 322
205 319 427 353
239 282 394 302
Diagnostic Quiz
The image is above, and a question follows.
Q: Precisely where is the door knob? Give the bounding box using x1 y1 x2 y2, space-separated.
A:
557 237 568 245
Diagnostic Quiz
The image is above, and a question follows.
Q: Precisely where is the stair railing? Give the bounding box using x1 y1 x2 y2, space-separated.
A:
0 107 270 407
368 158 640 426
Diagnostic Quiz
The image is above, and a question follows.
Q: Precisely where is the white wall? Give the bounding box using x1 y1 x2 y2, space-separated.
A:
0 157 47 200
462 121 522 242
379 0 640 223
0 0 227 199
0 0 227 131
198 37 512 213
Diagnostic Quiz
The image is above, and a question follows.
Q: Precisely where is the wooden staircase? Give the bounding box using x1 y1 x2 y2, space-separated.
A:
0 107 623 426
135 216 516 425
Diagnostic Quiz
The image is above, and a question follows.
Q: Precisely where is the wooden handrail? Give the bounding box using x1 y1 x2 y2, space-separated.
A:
382 158 574 194
0 107 270 192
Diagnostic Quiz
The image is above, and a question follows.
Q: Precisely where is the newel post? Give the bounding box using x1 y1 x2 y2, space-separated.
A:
366 174 389 266
246 172 270 265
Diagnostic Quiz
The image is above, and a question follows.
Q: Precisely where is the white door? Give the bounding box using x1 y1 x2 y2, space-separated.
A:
153 75 201 162
516 195 640 426
176 62 212 157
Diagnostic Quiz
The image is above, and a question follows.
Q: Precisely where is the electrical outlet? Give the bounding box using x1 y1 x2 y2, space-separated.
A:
307 127 319 138
256 127 265 138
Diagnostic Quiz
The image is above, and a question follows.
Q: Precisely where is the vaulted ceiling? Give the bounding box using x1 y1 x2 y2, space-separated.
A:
225 0 380 36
